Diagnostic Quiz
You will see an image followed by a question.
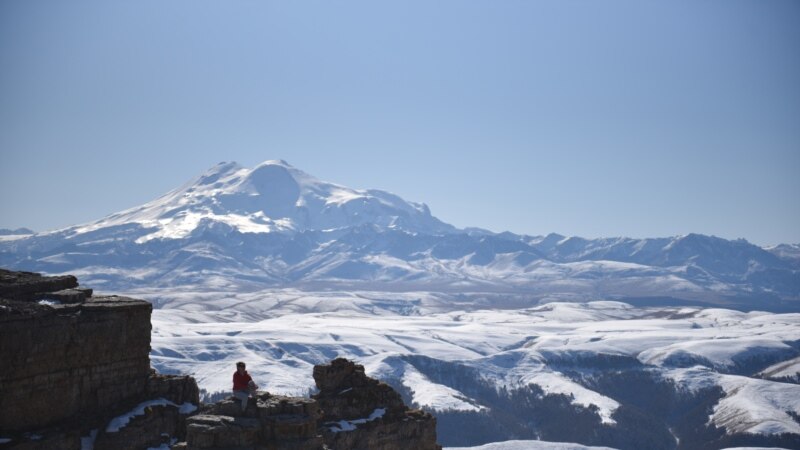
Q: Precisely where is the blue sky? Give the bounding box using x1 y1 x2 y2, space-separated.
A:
1 1 798 246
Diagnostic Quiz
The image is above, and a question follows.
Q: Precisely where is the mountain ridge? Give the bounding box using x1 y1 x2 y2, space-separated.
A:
1 160 797 310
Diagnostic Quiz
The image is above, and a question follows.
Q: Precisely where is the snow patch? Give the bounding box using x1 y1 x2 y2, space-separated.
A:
402 364 485 412
106 399 197 432
445 439 619 449
134 212 281 243
327 408 386 433
37 299 61 306
525 372 619 425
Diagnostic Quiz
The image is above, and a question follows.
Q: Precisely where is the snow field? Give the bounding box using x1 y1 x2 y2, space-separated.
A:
150 296 800 435
445 440 619 450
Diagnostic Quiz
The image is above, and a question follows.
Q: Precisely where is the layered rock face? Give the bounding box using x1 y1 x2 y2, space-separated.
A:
313 358 440 450
181 394 323 449
180 359 440 450
0 295 152 431
0 269 199 449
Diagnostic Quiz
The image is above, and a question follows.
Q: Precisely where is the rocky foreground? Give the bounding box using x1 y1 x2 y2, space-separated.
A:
0 269 440 449
182 358 439 450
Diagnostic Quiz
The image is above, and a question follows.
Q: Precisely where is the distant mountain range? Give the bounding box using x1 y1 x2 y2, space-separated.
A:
1 160 798 310
0 227 34 236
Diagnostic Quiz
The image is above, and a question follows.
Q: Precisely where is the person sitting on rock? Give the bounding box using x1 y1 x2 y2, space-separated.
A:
233 361 258 411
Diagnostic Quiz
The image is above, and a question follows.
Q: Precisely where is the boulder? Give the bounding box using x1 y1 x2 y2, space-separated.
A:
0 269 78 301
186 415 262 448
183 393 323 449
32 288 92 304
312 358 405 421
313 358 441 450
147 372 201 406
94 403 187 450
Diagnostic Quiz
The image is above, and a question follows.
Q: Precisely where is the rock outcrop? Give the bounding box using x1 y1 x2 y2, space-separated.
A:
0 269 199 449
179 359 440 450
181 394 323 449
0 270 439 449
313 358 439 450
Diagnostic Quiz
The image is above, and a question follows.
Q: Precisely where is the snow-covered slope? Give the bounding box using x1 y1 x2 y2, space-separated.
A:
5 160 799 448
142 292 800 448
0 160 798 309
446 441 618 450
766 244 800 263
447 443 791 450
79 160 454 237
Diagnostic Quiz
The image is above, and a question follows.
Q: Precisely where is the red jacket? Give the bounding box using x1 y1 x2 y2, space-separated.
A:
233 370 253 392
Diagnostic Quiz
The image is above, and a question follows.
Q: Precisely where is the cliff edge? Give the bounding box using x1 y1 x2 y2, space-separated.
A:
0 269 199 449
0 269 440 450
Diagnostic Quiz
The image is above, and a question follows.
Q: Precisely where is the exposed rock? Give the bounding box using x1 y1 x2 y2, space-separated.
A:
95 403 188 450
0 295 153 431
184 393 323 449
259 395 321 444
147 372 201 406
186 415 262 448
0 432 80 450
313 358 406 421
91 375 201 449
0 270 439 450
32 288 93 304
0 269 78 301
0 269 200 450
179 359 440 450
313 358 440 450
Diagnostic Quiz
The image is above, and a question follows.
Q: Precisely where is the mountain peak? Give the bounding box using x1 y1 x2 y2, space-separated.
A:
257 159 292 168
74 160 456 240
192 161 244 187
1 160 797 303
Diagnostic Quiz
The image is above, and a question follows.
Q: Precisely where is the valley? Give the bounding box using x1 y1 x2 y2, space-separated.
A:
139 289 800 449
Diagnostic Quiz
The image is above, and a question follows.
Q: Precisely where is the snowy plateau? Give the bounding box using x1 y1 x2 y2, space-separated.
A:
2 160 800 449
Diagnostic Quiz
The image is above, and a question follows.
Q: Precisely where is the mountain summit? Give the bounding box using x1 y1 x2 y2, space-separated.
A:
80 160 454 242
1 160 797 309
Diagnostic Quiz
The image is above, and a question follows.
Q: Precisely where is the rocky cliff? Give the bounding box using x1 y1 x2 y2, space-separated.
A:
0 269 440 450
0 269 199 449
177 358 440 450
313 358 439 450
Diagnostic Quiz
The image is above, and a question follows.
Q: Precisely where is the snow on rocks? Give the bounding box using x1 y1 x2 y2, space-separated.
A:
445 440 619 449
327 408 386 432
106 398 197 432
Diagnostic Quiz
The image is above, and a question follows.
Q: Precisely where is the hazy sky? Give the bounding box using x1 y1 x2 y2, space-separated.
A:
1 1 798 246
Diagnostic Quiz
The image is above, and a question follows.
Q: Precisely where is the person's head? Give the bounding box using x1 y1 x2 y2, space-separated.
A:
236 361 246 373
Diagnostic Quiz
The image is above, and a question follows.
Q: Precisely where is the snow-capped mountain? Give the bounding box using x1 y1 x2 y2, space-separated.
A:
0 160 797 310
4 160 799 449
75 159 455 238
